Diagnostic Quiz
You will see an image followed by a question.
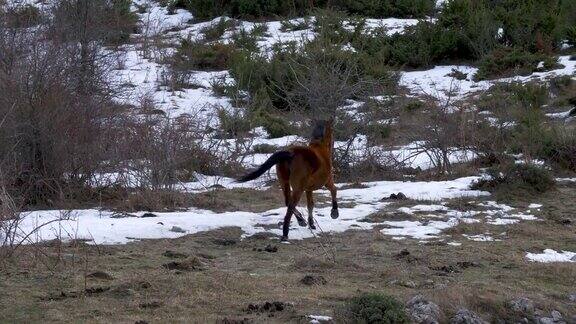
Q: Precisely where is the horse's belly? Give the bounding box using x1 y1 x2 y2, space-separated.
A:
306 173 328 190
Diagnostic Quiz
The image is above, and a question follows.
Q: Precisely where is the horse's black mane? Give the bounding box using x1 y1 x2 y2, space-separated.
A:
311 120 327 141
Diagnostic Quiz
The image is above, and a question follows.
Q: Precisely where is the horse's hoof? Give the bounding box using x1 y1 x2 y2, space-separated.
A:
331 208 339 219
297 218 308 227
280 235 289 242
309 223 316 230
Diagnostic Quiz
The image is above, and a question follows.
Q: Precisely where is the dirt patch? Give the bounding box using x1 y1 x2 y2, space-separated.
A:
361 211 415 223
394 249 421 264
246 301 290 314
253 244 278 253
162 257 206 271
300 275 327 286
40 286 111 301
85 271 114 280
139 301 163 309
213 238 238 246
162 250 188 259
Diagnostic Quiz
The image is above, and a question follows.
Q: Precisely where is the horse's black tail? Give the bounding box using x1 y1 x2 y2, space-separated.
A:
237 150 293 182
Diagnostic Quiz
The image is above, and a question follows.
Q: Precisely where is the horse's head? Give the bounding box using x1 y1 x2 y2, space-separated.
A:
311 119 334 146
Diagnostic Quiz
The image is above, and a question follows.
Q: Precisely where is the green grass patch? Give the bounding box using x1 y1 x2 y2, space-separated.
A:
344 293 408 324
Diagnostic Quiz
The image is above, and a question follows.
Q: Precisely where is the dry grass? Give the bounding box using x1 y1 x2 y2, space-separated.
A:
188 187 284 213
1 186 576 323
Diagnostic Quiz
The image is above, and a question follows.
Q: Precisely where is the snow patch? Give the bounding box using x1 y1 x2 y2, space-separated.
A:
9 177 490 245
487 218 519 225
526 249 576 263
398 204 448 214
556 177 576 183
463 234 499 242
308 315 333 323
401 56 576 104
381 219 457 240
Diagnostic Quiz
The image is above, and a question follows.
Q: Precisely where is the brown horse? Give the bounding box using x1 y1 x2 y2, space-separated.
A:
238 120 339 241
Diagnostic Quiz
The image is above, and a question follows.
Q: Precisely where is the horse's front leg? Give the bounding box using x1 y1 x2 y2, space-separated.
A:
326 182 339 219
306 190 316 229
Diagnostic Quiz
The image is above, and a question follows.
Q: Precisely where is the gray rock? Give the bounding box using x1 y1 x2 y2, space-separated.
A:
539 317 555 324
388 192 408 200
510 297 535 313
398 280 417 288
569 293 576 302
450 309 488 324
169 226 186 233
536 310 566 324
551 310 563 321
406 295 442 324
111 212 136 218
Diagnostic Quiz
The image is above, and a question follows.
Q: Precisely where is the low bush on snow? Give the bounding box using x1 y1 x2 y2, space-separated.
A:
472 164 555 194
474 48 554 81
171 40 236 71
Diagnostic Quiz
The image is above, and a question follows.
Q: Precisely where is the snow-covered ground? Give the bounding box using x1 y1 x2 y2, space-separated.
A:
526 249 576 263
9 176 485 245
8 175 548 246
400 56 576 105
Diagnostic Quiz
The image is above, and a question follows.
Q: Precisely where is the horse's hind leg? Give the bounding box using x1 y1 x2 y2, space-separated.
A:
291 188 307 227
278 163 306 231
277 164 291 206
281 176 306 227
306 190 316 229
281 207 294 241
282 188 305 240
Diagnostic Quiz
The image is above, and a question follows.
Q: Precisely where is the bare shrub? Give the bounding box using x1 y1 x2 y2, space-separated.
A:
49 0 137 47
471 163 555 194
0 0 224 209
0 179 20 252
540 128 576 172
404 107 477 174
3 4 44 28
282 41 398 118
0 18 122 206
0 175 76 262
127 115 213 190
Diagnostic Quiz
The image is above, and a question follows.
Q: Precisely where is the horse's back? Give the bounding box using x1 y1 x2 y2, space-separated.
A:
290 146 321 170
287 146 330 190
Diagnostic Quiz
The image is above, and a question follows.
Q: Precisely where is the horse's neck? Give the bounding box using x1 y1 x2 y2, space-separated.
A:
311 130 334 154
324 128 334 153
